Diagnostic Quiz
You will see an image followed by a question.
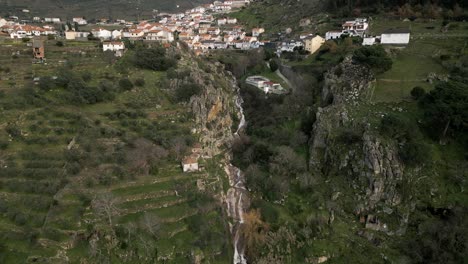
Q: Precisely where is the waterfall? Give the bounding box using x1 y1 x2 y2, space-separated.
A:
226 81 249 264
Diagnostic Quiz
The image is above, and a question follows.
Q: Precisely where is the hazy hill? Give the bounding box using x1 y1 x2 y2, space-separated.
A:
0 0 212 20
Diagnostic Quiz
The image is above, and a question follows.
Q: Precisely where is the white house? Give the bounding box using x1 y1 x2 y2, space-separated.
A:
217 18 227 26
91 28 112 40
342 18 369 37
246 76 269 88
0 18 7 28
103 41 125 57
73 17 88 25
145 30 174 42
182 155 199 172
227 18 238 24
381 28 410 45
44 18 61 23
112 30 122 39
122 29 145 39
362 37 376 46
326 31 343 40
65 31 90 40
252 27 265 37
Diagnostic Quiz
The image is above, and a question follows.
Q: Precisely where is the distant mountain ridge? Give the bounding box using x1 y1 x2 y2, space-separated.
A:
0 0 213 20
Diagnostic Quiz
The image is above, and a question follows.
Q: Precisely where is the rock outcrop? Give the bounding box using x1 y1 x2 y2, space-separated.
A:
309 57 405 219
173 51 241 157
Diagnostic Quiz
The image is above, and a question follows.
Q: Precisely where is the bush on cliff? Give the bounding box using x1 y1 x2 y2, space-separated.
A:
353 45 392 73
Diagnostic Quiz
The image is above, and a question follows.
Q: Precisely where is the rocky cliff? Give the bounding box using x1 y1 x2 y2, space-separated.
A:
309 57 407 231
172 50 241 157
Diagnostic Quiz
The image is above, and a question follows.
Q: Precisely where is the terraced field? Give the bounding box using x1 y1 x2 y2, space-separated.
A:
0 37 232 263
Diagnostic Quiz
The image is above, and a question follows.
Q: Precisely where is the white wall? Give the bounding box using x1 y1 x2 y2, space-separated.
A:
381 33 410 45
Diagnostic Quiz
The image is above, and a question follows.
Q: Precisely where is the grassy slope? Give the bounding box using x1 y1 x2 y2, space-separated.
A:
0 0 212 20
0 38 231 263
370 18 468 102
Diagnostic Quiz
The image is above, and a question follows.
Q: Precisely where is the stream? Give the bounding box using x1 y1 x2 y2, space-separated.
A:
225 86 249 264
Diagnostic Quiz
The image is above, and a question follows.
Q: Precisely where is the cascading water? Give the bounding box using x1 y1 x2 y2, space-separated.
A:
225 83 249 264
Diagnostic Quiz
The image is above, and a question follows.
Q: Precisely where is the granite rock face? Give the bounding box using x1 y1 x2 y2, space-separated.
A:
309 57 405 217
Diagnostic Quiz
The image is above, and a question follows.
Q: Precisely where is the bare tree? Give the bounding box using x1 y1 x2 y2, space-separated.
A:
126 138 168 174
269 146 306 179
170 137 187 160
240 209 269 257
139 212 162 239
92 193 120 226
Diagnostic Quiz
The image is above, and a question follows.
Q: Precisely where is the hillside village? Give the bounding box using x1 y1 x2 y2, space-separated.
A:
0 0 414 60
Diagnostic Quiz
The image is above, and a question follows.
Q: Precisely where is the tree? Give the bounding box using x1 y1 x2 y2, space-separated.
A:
119 78 133 91
132 46 177 71
269 60 279 72
134 78 145 87
399 141 431 166
419 80 468 142
92 193 119 225
170 137 187 160
126 138 168 174
38 77 55 91
175 83 201 102
411 86 426 100
353 45 393 73
139 212 161 239
240 209 269 257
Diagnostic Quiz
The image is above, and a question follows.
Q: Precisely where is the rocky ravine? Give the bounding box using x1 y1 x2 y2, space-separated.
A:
180 52 250 263
309 57 408 233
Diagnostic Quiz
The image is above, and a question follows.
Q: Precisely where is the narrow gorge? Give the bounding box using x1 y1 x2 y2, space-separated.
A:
184 51 250 263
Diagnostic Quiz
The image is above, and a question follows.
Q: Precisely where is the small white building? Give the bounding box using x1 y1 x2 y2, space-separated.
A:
217 18 227 26
362 37 376 46
44 18 61 23
92 28 112 40
325 31 343 40
73 17 88 25
182 155 199 172
103 41 125 57
381 28 410 45
252 27 265 37
65 31 90 40
112 30 122 39
342 18 369 37
227 18 238 24
0 18 7 27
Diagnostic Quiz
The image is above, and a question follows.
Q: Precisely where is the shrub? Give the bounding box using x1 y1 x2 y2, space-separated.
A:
440 54 451 61
269 60 279 72
353 45 393 73
119 78 133 91
337 129 362 144
134 78 145 87
175 83 201 102
399 141 431 166
56 41 64 47
132 46 177 71
5 124 22 139
38 77 55 91
81 71 92 82
411 86 426 100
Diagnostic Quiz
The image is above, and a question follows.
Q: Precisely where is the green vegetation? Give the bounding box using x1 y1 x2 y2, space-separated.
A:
353 45 393 73
0 0 213 20
0 38 230 263
226 9 467 262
